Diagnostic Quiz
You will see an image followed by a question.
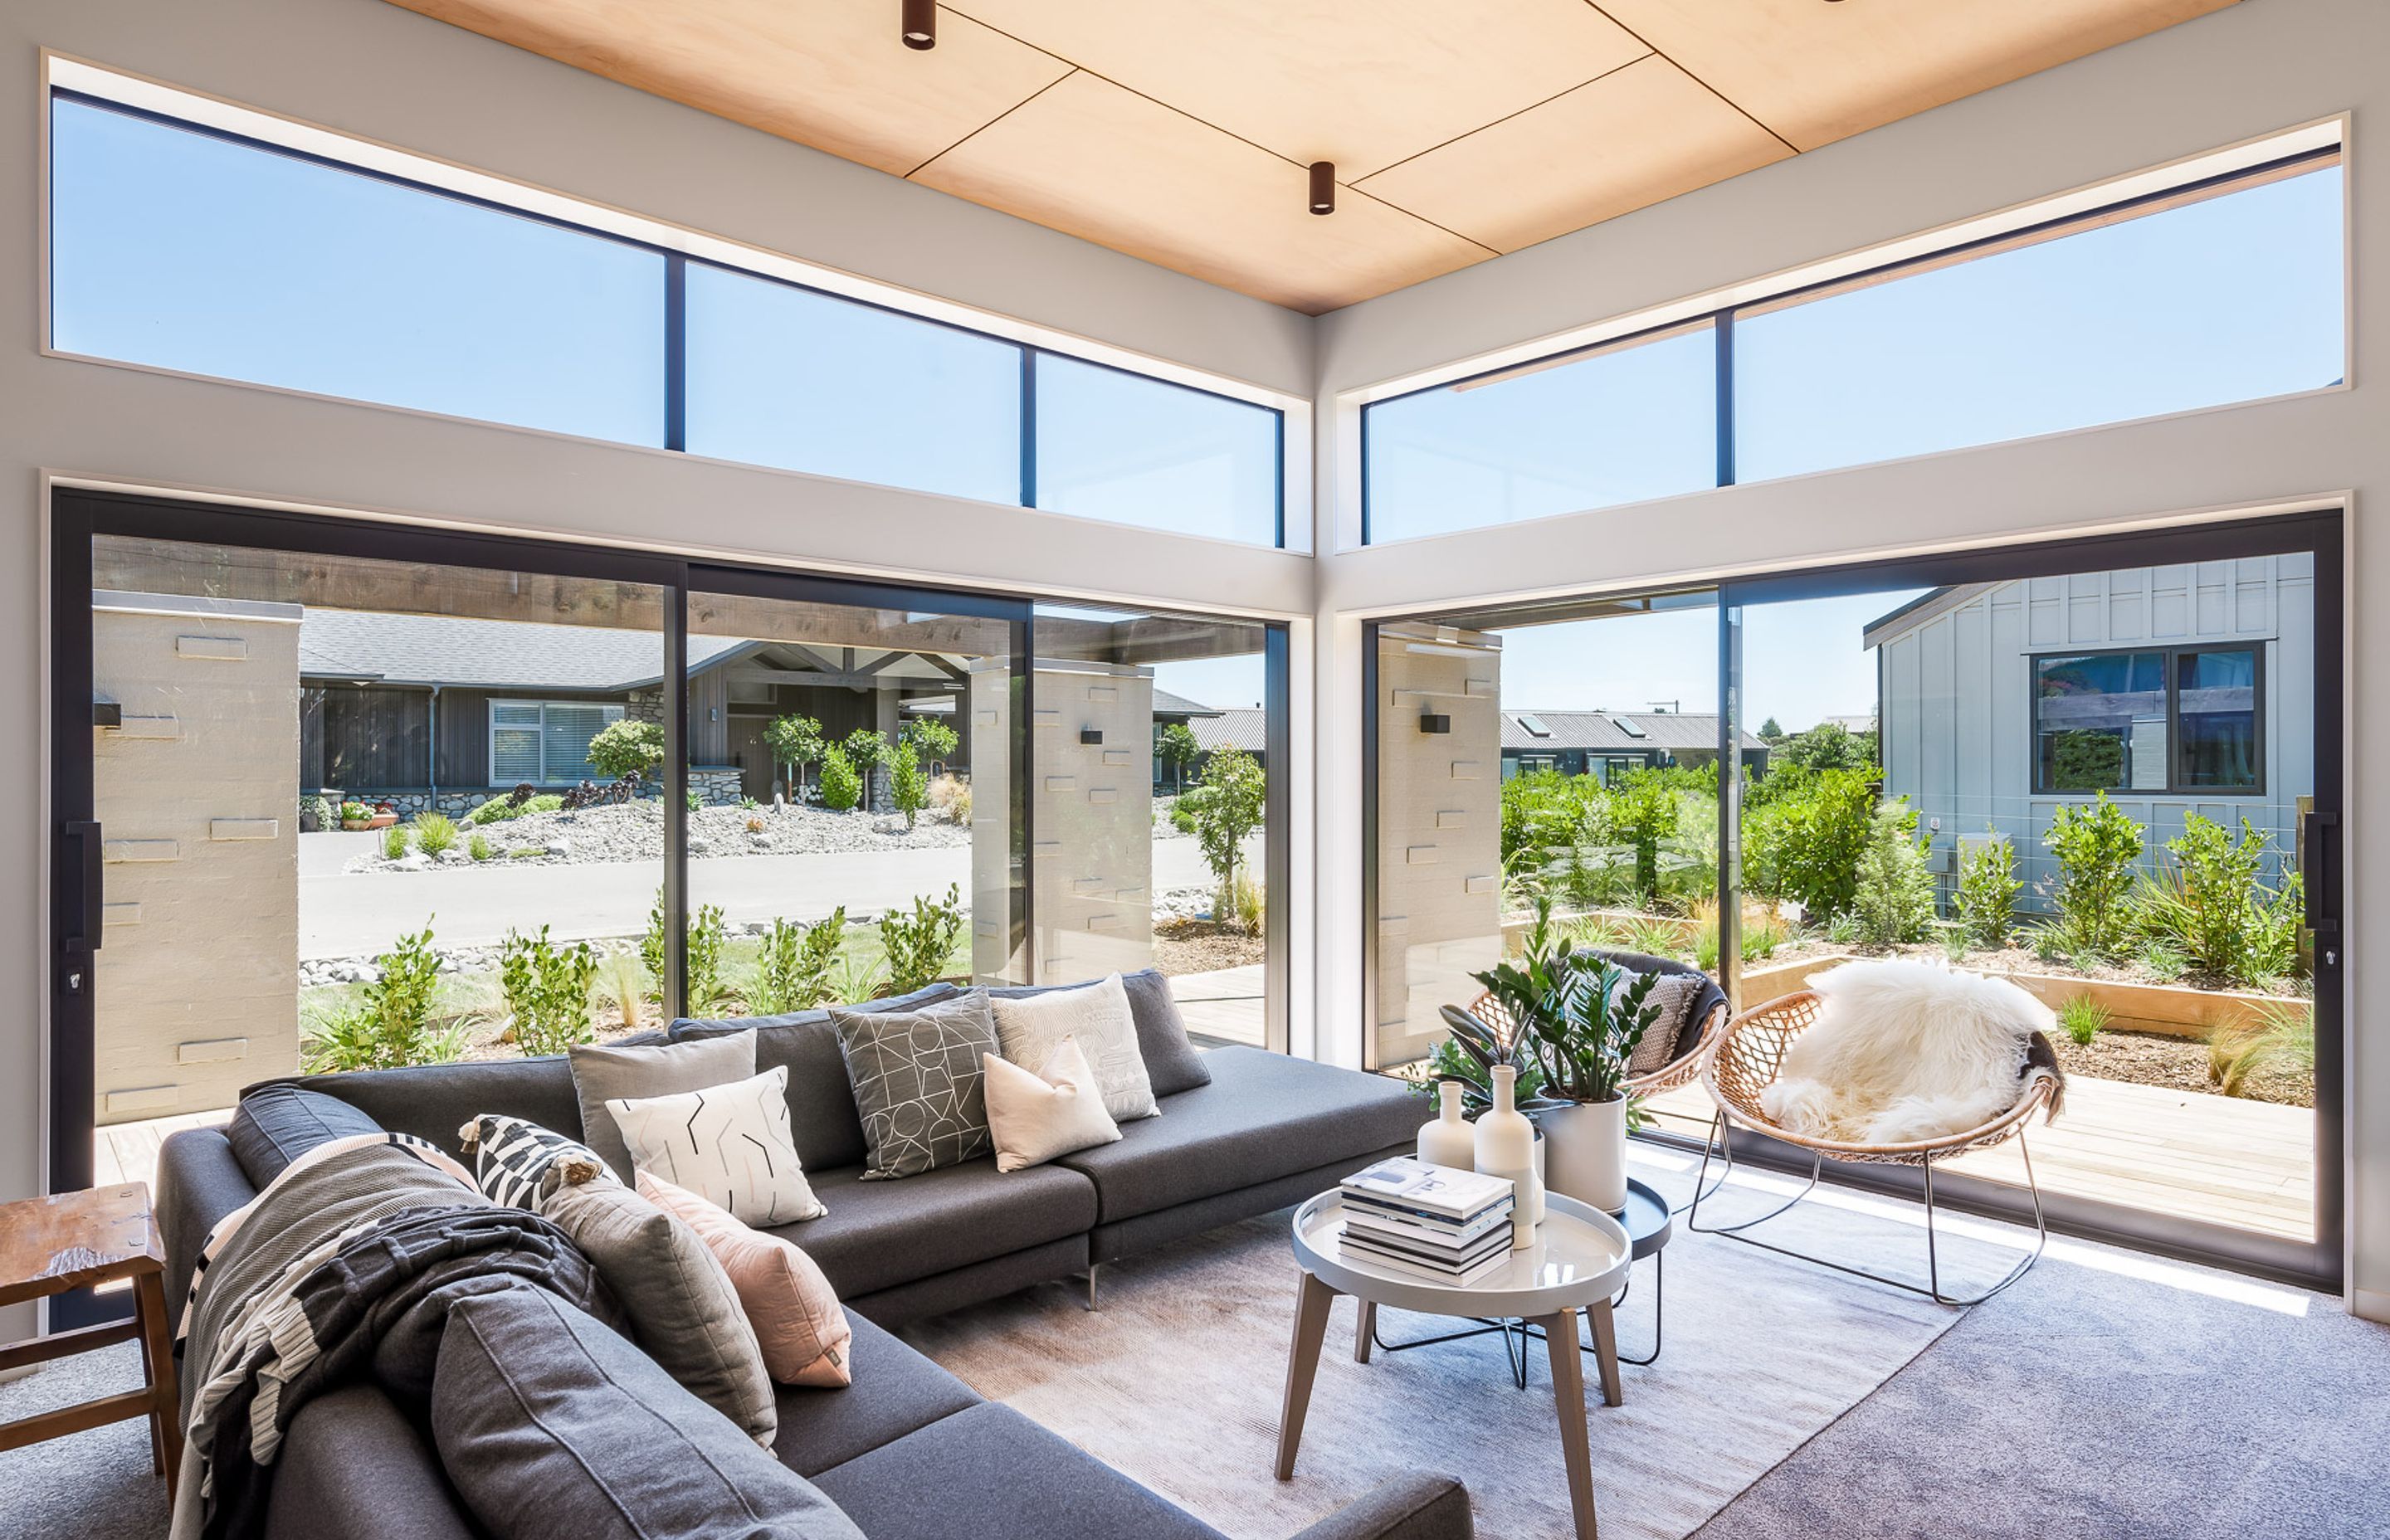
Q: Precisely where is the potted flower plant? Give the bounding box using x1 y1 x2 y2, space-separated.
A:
339 800 374 831
1444 894 1655 1213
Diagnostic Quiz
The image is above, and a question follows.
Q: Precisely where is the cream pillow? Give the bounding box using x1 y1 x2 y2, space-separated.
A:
606 1065 827 1228
988 974 1158 1123
983 1037 1124 1173
637 1171 852 1389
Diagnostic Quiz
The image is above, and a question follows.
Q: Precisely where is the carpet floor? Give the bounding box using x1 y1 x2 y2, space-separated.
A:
4 1146 2382 1540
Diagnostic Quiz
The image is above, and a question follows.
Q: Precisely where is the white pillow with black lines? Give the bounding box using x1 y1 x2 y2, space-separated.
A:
605 1063 827 1228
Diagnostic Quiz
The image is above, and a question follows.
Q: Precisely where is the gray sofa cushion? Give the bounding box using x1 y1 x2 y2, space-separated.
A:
228 1084 385 1187
569 1031 758 1182
990 967 1211 1097
432 1285 863 1539
248 1055 583 1160
776 1158 1097 1299
770 1309 982 1478
813 1402 1226 1540
833 991 999 1179
266 1384 480 1540
671 983 963 1171
1057 1047 1421 1224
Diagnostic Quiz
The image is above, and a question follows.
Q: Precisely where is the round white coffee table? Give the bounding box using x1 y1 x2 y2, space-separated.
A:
1275 1190 1632 1540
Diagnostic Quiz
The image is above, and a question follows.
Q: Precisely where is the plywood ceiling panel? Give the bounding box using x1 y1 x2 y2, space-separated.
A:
385 0 1071 176
379 0 2244 311
1591 0 2241 153
1358 56 1793 254
949 0 1649 179
910 71 1492 313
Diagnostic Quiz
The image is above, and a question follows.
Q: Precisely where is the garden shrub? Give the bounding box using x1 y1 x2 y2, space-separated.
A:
1232 870 1266 936
641 889 728 1009
2132 813 2304 987
468 832 493 863
754 909 846 1015
1500 768 1606 866
1742 767 1875 918
466 792 563 826
817 745 864 812
413 811 459 856
1178 745 1267 921
1607 769 1680 903
2043 791 2144 958
586 719 666 782
1850 799 1936 945
381 823 411 861
1955 834 2022 949
763 714 825 801
499 925 598 1057
841 729 890 807
2056 995 2110 1047
880 885 966 995
2209 1001 2314 1098
304 919 458 1073
928 773 972 825
308 794 340 831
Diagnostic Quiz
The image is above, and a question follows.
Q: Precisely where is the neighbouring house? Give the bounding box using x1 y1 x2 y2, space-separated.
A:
1499 709 1769 782
1865 558 2315 904
1170 703 1267 787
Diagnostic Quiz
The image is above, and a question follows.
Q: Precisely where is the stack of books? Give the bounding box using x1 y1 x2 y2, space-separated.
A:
1337 1157 1517 1286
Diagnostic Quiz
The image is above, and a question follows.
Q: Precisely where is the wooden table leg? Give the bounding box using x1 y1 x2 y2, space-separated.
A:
1537 1309 1599 1539
134 1271 182 1494
1586 1296 1623 1408
1354 1299 1376 1364
1274 1272 1336 1480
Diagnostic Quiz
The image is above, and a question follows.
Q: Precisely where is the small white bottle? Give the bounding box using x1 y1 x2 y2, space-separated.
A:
1418 1079 1476 1170
1474 1065 1539 1250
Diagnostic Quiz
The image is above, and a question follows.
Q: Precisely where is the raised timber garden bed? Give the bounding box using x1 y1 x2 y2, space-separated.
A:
1737 952 2304 1040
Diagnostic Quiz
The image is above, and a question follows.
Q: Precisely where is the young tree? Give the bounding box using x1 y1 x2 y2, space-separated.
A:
762 714 826 802
1851 799 1937 945
817 744 865 811
1778 722 1873 773
842 729 890 811
1757 716 1786 743
885 719 959 829
1177 746 1266 922
1155 722 1203 793
585 718 666 782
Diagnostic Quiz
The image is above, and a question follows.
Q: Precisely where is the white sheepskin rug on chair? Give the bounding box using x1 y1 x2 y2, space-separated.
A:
1761 960 2063 1145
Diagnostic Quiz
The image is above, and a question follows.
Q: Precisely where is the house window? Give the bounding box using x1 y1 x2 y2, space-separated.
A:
490 700 626 786
2032 646 2261 795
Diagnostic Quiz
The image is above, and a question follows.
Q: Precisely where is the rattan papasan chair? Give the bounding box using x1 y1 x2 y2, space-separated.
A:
1688 987 2063 1306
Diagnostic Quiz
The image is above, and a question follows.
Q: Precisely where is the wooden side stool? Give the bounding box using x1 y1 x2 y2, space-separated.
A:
0 1183 183 1493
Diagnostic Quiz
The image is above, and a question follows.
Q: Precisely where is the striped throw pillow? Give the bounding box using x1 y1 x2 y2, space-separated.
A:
457 1114 606 1211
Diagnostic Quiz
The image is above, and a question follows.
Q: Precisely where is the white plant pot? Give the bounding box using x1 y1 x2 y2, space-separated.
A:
1540 1099 1628 1213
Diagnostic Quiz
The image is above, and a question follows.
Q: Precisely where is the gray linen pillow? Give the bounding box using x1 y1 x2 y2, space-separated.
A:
538 1175 777 1445
988 968 1211 1097
569 1032 758 1181
832 990 998 1180
1622 972 1705 1078
432 1285 860 1538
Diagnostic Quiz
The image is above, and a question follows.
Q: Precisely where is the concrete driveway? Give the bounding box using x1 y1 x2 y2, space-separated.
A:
298 834 1254 957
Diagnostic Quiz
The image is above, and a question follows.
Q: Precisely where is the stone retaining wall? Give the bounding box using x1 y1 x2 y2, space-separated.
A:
305 766 747 822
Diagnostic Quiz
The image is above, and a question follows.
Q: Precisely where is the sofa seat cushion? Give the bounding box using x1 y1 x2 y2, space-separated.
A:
1056 1048 1422 1224
779 1158 1097 1299
769 1309 982 1479
812 1402 1226 1540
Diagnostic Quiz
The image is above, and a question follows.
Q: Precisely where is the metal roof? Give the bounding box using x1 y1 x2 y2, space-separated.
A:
1153 688 1224 718
297 609 751 692
1189 708 1267 754
1498 710 1766 753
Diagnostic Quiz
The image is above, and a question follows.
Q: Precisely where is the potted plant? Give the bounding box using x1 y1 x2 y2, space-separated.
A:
1425 1006 1549 1223
339 800 374 831
368 800 400 831
1444 894 1655 1213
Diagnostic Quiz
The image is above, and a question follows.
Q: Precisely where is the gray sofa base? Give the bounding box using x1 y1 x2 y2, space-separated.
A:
1089 1143 1416 1265
845 1234 1091 1330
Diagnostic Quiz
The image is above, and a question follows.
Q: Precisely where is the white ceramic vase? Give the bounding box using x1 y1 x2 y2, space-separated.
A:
1473 1065 1539 1250
1540 1099 1628 1213
1417 1080 1476 1169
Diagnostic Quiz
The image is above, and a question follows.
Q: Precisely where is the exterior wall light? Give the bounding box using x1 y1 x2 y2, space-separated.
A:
1419 713 1451 734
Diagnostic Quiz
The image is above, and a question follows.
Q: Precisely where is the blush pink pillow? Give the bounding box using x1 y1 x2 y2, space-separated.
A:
637 1170 852 1388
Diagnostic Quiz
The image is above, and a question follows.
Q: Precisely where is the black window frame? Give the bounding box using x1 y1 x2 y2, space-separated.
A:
2028 641 2266 797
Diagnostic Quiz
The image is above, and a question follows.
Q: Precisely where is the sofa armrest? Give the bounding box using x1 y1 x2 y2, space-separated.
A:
157 1127 260 1330
1290 1474 1473 1540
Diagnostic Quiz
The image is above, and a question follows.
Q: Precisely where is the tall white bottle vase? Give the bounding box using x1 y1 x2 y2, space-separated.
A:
1417 1080 1475 1170
1473 1065 1539 1250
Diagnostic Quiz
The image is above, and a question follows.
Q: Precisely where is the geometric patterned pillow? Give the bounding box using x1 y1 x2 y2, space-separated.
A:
832 989 998 1181
604 1065 827 1227
456 1114 607 1211
1619 971 1706 1079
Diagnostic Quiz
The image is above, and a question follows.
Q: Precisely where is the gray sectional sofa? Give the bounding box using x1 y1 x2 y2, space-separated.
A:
157 972 1464 1540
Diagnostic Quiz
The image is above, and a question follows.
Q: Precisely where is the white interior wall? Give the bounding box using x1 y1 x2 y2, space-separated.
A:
1310 0 2383 1318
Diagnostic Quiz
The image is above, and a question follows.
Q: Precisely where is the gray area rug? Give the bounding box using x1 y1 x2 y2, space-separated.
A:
0 1339 169 1540
902 1149 2002 1540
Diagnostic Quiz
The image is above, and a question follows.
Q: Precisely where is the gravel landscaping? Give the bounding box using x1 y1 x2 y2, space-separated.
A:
344 800 971 873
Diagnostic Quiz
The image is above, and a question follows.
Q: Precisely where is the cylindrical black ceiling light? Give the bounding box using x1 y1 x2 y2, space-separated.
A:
1308 161 1336 216
902 0 936 50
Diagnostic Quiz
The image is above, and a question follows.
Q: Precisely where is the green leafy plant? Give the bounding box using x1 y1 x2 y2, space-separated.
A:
641 889 728 1009
1824 909 1861 948
754 909 846 1015
381 822 412 860
2049 730 2125 792
1939 925 1972 965
887 719 960 830
1773 721 1877 773
1955 834 2022 949
841 729 891 808
2137 938 2187 982
467 792 563 826
2208 1001 2314 1099
339 800 373 825
468 832 494 863
1156 721 1203 792
2043 791 2145 958
1743 913 1783 962
307 794 340 831
762 714 827 801
2056 994 2109 1047
303 918 458 1073
499 925 599 1057
880 885 966 995
1607 769 1679 903
1620 914 1686 962
1439 895 1652 1128
1742 768 1877 919
412 811 459 856
2133 813 2304 988
1850 800 1936 945
586 718 666 782
1178 744 1266 923
817 744 864 812
829 950 891 1006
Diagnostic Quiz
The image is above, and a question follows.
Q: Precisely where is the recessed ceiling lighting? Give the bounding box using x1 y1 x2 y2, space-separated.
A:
902 0 936 50
1308 161 1336 217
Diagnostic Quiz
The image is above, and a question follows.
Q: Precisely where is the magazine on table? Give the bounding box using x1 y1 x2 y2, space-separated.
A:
1339 1157 1515 1224
1338 1231 1515 1287
1339 1216 1514 1271
1342 1196 1514 1252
